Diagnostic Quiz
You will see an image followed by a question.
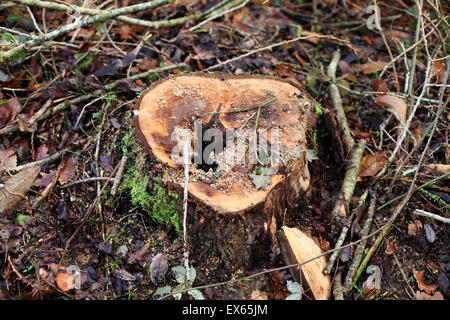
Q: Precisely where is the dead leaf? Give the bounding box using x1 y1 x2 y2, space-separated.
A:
250 290 268 300
415 290 444 300
371 78 389 93
375 95 407 124
58 157 77 185
7 97 21 120
425 164 450 177
35 144 49 161
359 61 388 75
0 106 10 126
413 269 439 294
0 147 17 170
385 241 398 255
56 265 80 291
0 166 40 214
113 269 136 281
34 170 57 188
338 60 354 75
358 152 388 178
128 243 149 263
424 224 436 243
149 253 168 285
431 61 446 84
408 220 423 236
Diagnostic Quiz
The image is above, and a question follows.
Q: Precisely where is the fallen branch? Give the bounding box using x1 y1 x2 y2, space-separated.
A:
8 150 66 172
327 49 355 154
0 63 188 136
323 189 368 275
413 209 450 224
343 192 377 291
1 0 170 61
205 35 356 71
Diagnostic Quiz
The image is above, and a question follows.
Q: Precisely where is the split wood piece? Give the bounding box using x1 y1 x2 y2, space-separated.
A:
135 74 316 270
277 226 331 300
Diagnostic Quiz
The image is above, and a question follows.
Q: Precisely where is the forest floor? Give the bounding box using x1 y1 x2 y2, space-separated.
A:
0 0 448 300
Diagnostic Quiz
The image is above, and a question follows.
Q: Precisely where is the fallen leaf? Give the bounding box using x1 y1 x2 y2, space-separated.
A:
359 61 388 75
339 246 352 262
371 78 389 93
424 224 436 243
35 144 49 161
0 166 40 214
56 265 80 291
408 220 423 236
358 152 388 178
250 290 268 300
385 241 398 255
34 170 57 188
425 164 450 177
58 157 77 185
6 97 21 120
375 95 407 124
413 269 439 294
149 253 168 285
415 290 444 300
338 60 354 75
249 172 272 190
0 106 10 126
113 269 136 281
128 243 149 263
0 147 17 170
431 61 446 84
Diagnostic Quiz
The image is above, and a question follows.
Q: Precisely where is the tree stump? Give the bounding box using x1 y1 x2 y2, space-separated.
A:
135 74 316 271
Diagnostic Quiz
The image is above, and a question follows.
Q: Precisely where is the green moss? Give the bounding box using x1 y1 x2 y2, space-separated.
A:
118 128 181 235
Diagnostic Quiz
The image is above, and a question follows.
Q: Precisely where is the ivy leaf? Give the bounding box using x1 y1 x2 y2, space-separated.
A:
249 173 272 190
152 285 171 299
188 289 204 300
172 283 185 300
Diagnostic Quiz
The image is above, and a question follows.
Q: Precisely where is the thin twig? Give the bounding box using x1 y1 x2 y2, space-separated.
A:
413 209 450 224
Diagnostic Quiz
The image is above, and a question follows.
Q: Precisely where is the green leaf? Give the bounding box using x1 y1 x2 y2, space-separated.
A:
287 280 303 294
15 214 30 226
188 289 204 300
152 285 172 298
172 283 185 300
249 173 271 190
1 33 16 43
285 293 302 300
172 265 187 284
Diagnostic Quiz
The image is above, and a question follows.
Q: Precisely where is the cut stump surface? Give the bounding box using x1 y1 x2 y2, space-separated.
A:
136 74 316 270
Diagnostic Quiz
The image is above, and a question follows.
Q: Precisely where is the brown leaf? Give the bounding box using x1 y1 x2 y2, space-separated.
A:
415 291 444 300
128 243 149 264
408 220 423 236
385 241 398 255
58 157 77 185
413 269 439 294
359 61 388 75
425 164 450 177
34 170 57 188
0 166 40 214
372 78 389 93
0 106 11 126
0 147 17 170
7 97 21 120
149 253 168 285
431 61 446 84
375 95 407 124
339 60 354 75
35 144 49 161
358 152 388 178
250 290 268 300
56 265 79 292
